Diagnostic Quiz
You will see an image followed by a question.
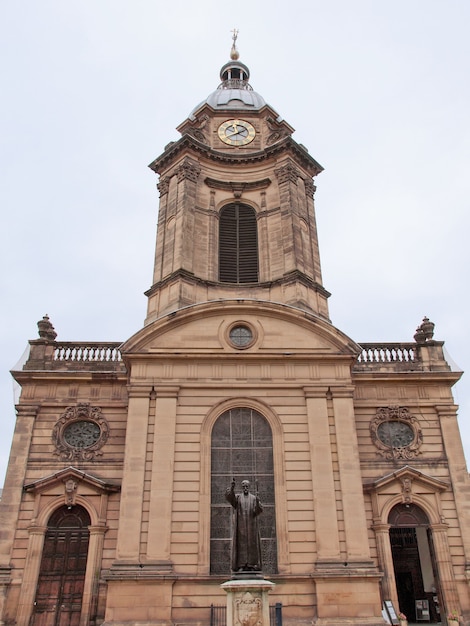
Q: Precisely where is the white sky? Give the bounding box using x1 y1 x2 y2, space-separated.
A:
0 1 469 485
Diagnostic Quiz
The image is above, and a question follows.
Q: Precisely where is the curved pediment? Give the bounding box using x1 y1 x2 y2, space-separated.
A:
121 300 360 357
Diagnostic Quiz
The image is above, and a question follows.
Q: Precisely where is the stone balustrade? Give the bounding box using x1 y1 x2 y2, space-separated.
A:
54 342 122 363
355 343 421 372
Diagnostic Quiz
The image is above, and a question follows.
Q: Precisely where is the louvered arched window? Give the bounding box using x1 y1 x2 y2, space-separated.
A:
219 203 258 283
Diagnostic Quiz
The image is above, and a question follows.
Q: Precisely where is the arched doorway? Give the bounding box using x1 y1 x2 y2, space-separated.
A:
31 505 91 626
389 504 441 623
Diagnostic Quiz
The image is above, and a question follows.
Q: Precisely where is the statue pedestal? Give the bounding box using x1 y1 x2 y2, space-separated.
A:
221 579 275 626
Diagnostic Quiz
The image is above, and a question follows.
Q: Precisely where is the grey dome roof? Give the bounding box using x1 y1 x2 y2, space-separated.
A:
189 58 266 119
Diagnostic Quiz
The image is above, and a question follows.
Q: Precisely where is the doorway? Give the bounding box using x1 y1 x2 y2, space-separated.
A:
31 505 91 626
389 504 440 623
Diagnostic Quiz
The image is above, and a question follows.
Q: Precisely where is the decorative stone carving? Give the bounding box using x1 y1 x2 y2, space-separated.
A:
401 477 413 504
37 315 57 341
157 176 170 196
370 406 422 460
414 316 435 343
266 116 289 146
176 158 201 183
274 163 300 184
64 478 78 506
204 177 271 192
304 178 317 198
186 114 209 144
235 591 262 626
52 403 109 461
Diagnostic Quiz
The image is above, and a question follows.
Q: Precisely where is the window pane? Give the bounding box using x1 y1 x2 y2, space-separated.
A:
210 408 277 574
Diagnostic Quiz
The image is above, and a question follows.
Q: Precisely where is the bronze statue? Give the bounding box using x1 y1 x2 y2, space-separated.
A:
225 478 263 573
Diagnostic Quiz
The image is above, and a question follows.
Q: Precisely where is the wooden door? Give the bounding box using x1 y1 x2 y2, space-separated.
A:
31 506 90 626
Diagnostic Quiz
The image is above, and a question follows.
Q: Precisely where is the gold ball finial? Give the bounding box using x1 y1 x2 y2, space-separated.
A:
230 28 240 60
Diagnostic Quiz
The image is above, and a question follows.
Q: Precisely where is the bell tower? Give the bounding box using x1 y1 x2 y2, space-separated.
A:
145 35 330 325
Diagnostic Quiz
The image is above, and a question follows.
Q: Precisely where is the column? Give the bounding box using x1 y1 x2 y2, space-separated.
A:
304 386 340 562
115 387 151 563
146 386 179 567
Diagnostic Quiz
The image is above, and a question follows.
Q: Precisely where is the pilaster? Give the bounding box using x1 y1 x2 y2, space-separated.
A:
274 161 301 276
80 525 107 626
16 525 47 626
114 386 152 563
436 404 470 574
0 404 38 562
431 523 460 614
304 386 340 561
371 521 398 605
175 157 200 275
146 386 180 568
331 387 373 562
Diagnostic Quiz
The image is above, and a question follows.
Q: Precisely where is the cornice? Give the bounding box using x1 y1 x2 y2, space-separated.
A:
144 267 331 300
149 134 323 177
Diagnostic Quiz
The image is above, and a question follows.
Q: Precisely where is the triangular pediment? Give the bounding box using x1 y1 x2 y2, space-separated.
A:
122 300 360 357
24 466 120 495
364 465 448 493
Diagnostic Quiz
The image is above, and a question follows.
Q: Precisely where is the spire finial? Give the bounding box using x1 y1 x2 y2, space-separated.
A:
230 28 240 60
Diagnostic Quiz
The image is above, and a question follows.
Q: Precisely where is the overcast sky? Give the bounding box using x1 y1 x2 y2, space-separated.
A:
1 1 469 485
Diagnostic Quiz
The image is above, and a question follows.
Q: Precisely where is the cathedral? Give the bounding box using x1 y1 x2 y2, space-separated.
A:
1 37 469 626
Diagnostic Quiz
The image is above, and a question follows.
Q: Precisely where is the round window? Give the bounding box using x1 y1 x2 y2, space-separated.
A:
229 324 253 348
377 421 415 448
63 421 101 449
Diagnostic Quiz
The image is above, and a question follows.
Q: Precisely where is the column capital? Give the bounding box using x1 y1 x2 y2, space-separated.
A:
304 178 317 197
27 525 47 536
371 522 391 532
155 386 180 398
15 404 40 418
329 386 355 399
157 176 170 196
88 525 108 536
435 404 459 417
127 385 154 399
303 386 330 398
274 162 300 184
176 157 200 183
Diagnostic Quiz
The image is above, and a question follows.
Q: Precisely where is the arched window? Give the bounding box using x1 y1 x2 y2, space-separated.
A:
219 203 258 283
210 407 277 575
31 505 91 626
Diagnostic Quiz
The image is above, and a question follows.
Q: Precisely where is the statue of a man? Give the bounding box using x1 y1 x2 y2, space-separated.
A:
225 479 263 572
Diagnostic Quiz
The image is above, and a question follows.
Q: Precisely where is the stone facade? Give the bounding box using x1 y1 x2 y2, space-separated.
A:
0 47 469 626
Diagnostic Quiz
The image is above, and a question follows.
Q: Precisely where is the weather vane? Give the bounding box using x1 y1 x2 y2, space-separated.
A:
230 28 240 60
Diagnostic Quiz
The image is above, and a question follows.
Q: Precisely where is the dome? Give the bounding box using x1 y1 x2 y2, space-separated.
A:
189 58 266 120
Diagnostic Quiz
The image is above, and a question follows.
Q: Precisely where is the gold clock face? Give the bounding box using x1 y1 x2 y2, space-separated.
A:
218 119 256 146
